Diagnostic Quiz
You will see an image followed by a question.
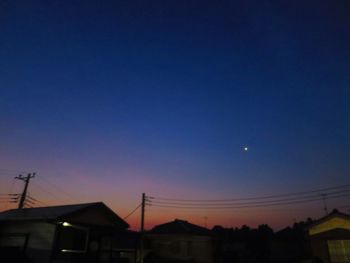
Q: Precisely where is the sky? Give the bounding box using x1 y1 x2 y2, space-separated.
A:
0 0 349 230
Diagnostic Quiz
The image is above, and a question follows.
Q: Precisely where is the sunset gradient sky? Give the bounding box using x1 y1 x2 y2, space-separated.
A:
1 0 350 230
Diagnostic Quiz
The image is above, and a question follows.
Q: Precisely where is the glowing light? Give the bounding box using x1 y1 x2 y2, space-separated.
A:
244 147 248 151
62 222 72 227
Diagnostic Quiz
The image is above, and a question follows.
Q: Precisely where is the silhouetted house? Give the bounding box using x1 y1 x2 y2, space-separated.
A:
0 202 131 263
307 209 350 263
145 219 217 263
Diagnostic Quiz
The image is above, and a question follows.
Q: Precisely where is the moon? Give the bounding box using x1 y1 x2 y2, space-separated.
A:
243 147 249 151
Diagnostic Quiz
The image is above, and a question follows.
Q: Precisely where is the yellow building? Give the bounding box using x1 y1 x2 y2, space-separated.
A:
308 210 350 263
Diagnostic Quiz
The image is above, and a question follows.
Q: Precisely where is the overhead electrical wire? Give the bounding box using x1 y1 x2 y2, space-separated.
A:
147 193 350 210
0 168 29 174
0 169 77 209
27 195 49 206
148 183 350 202
35 175 78 202
1 168 78 203
148 188 350 207
30 181 68 201
146 183 350 210
123 203 142 220
24 199 35 205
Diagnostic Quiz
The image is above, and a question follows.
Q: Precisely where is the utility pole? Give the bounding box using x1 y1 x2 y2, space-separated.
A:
15 173 35 209
140 193 145 263
141 193 145 232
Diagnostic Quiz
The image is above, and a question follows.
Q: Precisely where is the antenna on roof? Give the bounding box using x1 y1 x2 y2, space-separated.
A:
320 193 328 215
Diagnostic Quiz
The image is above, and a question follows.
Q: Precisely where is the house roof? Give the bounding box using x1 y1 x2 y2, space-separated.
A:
150 219 211 236
307 209 350 236
0 202 129 228
308 209 350 229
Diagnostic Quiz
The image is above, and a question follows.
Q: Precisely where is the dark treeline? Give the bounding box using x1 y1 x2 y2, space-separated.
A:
212 218 315 263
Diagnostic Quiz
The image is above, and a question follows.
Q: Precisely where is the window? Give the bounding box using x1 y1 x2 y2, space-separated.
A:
328 240 350 263
57 222 88 253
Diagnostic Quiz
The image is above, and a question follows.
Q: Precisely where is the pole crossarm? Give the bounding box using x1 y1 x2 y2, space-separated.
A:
15 173 35 209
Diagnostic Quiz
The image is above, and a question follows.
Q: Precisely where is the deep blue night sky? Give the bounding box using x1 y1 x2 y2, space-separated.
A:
0 0 349 228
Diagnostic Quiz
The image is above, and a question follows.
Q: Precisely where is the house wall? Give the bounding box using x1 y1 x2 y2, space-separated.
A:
147 234 216 263
309 229 350 263
190 237 216 263
0 221 56 263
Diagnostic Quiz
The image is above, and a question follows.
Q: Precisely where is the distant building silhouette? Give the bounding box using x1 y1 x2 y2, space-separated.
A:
145 219 217 263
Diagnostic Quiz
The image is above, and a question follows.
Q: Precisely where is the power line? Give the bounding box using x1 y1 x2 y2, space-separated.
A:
123 203 142 220
0 197 13 200
27 195 49 207
1 168 77 208
148 188 350 207
146 184 350 211
0 201 12 204
149 183 350 203
338 204 350 209
0 168 29 174
35 175 78 201
30 181 66 201
0 198 15 202
1 168 78 202
0 177 17 210
24 198 36 205
147 192 350 210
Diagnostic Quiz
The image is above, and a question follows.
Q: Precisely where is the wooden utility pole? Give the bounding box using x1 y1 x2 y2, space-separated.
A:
141 193 145 232
15 173 35 209
140 193 146 263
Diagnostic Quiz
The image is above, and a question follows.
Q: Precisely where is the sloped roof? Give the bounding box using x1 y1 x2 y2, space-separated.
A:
308 209 350 236
150 219 211 236
309 209 350 228
0 202 129 228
